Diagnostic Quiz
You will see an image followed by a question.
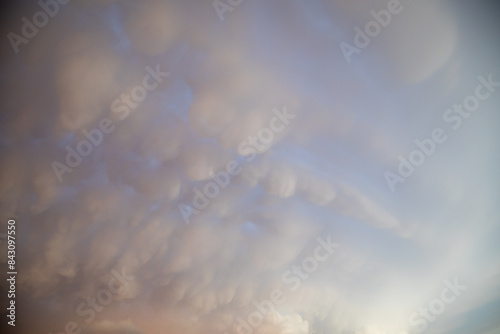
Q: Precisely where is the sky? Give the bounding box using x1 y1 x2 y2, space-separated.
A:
0 0 499 333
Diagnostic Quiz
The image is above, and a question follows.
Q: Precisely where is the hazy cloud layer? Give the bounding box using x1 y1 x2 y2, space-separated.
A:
0 1 499 334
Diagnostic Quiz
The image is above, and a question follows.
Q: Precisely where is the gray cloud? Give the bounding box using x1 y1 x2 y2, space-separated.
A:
0 1 499 334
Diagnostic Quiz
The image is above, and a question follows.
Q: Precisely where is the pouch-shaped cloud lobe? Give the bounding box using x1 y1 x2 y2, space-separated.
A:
0 1 499 334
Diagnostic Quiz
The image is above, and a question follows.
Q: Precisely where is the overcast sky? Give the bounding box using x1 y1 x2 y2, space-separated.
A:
0 1 499 334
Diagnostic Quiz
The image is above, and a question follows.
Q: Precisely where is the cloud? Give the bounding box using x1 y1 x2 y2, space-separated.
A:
83 319 143 334
0 1 499 334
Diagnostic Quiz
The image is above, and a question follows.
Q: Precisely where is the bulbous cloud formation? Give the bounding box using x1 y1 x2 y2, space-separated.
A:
0 0 500 334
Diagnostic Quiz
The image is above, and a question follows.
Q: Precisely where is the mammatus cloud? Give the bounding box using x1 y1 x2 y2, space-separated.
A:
0 1 499 334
